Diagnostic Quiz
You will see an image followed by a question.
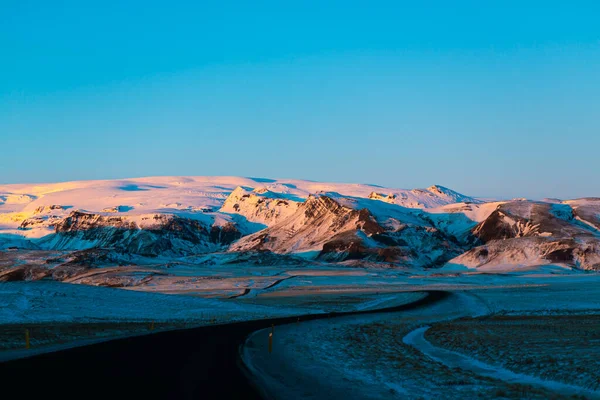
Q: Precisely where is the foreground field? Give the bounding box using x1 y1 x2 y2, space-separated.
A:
243 279 600 399
244 292 567 399
0 278 426 359
426 315 600 391
0 321 193 352
3 271 600 399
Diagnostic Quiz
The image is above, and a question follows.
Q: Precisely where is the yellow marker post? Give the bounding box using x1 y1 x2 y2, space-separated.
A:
25 329 30 350
268 332 273 354
149 321 155 331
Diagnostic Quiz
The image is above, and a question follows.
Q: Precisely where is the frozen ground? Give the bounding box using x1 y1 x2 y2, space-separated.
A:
0 275 426 359
0 320 196 362
3 264 600 379
0 279 317 358
406 326 598 398
127 263 600 303
0 280 312 325
2 267 599 348
5 266 593 327
425 315 600 392
242 275 600 399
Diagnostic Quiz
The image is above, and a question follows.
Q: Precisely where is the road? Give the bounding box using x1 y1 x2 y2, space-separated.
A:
0 291 448 400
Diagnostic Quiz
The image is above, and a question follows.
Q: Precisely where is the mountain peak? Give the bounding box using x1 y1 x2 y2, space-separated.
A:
426 185 478 204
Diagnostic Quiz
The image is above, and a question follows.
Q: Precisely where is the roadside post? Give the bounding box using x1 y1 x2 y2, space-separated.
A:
268 325 274 354
268 332 273 354
25 329 30 349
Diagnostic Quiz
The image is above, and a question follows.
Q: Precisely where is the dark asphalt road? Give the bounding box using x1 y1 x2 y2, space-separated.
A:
0 291 449 400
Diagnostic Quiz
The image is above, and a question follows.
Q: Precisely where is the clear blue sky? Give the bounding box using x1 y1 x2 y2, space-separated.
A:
1 1 599 199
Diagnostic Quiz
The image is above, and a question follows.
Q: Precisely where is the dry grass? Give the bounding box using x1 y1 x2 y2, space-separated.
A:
319 315 566 399
0 321 195 351
426 315 600 391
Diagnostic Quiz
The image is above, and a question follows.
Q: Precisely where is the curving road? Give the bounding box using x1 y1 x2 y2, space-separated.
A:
0 291 448 400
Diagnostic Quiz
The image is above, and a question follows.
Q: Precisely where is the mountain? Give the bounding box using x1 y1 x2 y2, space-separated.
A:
448 199 600 271
229 193 465 267
1 176 599 286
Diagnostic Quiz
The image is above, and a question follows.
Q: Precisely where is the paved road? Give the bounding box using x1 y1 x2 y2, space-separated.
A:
0 291 448 400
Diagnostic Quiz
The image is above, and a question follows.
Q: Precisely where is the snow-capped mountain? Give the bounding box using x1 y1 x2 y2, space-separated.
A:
229 193 465 267
448 199 600 271
0 176 477 252
1 176 599 286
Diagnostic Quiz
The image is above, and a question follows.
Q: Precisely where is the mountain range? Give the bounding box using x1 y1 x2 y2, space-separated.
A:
1 176 599 284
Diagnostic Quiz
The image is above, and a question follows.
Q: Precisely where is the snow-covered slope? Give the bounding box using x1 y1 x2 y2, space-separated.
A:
0 177 476 217
367 184 479 208
0 176 477 254
447 200 600 271
219 186 301 226
229 194 465 267
229 195 385 254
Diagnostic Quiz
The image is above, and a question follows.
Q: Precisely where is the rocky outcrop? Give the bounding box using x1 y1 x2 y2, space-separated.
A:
319 231 369 261
450 237 600 271
0 264 51 282
472 201 594 243
229 195 463 266
368 192 397 203
366 185 479 209
101 205 131 213
450 200 600 271
566 198 600 233
210 222 242 244
33 205 66 214
219 186 300 226
230 195 385 255
44 211 241 257
19 215 61 230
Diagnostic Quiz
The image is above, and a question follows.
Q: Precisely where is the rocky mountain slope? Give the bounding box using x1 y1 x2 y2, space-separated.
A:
1 176 599 286
229 193 465 267
449 199 600 271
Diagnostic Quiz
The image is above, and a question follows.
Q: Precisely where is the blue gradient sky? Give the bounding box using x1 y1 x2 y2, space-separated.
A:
1 1 599 199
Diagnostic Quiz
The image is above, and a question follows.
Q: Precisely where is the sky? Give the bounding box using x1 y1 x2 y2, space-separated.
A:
1 1 599 199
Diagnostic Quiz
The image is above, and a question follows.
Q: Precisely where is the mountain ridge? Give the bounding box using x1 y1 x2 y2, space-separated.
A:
1 176 599 285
